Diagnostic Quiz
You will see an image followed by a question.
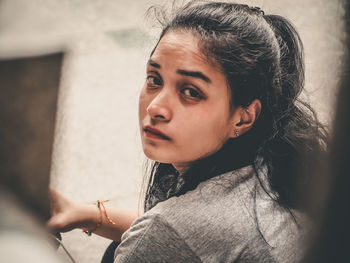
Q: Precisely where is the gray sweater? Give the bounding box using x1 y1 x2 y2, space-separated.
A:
114 166 310 262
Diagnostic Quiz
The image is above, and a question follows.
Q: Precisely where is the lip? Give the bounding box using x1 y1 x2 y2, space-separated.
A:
143 125 171 140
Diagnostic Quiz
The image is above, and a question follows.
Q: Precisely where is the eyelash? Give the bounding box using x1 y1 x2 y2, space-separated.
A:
145 73 205 101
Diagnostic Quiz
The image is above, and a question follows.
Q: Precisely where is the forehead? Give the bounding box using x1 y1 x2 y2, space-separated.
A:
154 30 201 55
151 30 218 70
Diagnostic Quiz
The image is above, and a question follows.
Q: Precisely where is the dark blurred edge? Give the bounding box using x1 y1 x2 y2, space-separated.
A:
303 1 350 262
101 241 120 263
0 52 63 222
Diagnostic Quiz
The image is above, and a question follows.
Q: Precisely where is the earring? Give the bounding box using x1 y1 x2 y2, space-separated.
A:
234 129 239 137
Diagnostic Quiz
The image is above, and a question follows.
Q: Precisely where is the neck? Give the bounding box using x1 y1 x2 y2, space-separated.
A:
172 162 191 175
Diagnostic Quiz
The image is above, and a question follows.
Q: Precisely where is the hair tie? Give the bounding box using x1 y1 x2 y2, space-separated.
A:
250 6 265 16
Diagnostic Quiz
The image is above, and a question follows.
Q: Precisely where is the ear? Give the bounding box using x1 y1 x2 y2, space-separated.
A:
229 99 261 138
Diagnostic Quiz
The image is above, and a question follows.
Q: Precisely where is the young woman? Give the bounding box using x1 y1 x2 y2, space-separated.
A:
48 1 327 262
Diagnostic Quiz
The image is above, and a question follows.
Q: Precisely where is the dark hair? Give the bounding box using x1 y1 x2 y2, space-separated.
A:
143 1 328 212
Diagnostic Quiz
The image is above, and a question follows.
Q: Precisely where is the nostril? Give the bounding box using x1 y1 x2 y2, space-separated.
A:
147 103 171 121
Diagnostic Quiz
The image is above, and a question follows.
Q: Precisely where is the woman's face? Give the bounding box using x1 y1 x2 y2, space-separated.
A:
139 30 239 172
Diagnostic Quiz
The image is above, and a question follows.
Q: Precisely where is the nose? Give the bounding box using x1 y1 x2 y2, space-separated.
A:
146 91 172 122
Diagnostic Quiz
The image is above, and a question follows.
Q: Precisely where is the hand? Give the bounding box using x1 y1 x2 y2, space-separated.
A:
47 188 88 232
48 188 141 241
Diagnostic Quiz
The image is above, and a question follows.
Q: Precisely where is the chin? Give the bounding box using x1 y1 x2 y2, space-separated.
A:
143 147 165 162
142 147 176 164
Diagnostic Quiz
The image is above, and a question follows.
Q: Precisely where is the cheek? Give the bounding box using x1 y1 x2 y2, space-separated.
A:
196 117 230 142
138 88 148 120
197 101 232 133
178 108 232 150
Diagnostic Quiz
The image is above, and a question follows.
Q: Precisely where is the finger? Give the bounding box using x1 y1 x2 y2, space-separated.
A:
48 187 67 215
49 187 64 201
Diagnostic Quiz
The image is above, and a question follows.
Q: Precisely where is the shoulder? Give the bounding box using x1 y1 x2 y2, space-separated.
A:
150 165 262 233
148 166 280 261
154 165 310 262
117 165 311 262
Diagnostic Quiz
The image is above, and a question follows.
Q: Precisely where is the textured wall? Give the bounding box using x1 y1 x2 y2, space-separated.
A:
0 0 344 262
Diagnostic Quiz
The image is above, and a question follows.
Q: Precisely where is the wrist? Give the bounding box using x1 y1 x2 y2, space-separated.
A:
75 203 101 230
81 200 116 236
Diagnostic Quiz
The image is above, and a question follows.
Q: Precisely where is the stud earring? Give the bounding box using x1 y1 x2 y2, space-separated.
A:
234 129 239 137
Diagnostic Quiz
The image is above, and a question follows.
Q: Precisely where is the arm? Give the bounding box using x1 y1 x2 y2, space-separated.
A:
47 188 141 242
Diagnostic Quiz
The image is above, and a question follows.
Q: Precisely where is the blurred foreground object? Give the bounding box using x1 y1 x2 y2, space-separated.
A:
0 53 62 220
305 1 350 262
0 53 66 262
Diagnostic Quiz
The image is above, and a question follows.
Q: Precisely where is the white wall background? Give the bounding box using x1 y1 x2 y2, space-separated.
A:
0 0 344 262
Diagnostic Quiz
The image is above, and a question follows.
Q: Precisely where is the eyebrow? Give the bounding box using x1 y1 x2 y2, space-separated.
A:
176 69 211 83
147 59 211 83
147 60 161 69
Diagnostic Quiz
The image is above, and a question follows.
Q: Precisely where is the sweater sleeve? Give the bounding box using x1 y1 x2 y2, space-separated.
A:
114 213 202 263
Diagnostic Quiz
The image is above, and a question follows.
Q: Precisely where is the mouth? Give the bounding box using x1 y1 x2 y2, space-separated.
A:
143 126 171 140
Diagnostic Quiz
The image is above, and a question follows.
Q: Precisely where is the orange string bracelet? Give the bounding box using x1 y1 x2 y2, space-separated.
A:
82 200 116 236
82 200 103 236
100 200 116 225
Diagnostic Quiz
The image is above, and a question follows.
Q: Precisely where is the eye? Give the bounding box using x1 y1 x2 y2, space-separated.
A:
146 75 162 87
181 87 202 99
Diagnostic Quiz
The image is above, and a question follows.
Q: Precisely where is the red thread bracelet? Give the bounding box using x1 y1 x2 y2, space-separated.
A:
83 200 116 236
